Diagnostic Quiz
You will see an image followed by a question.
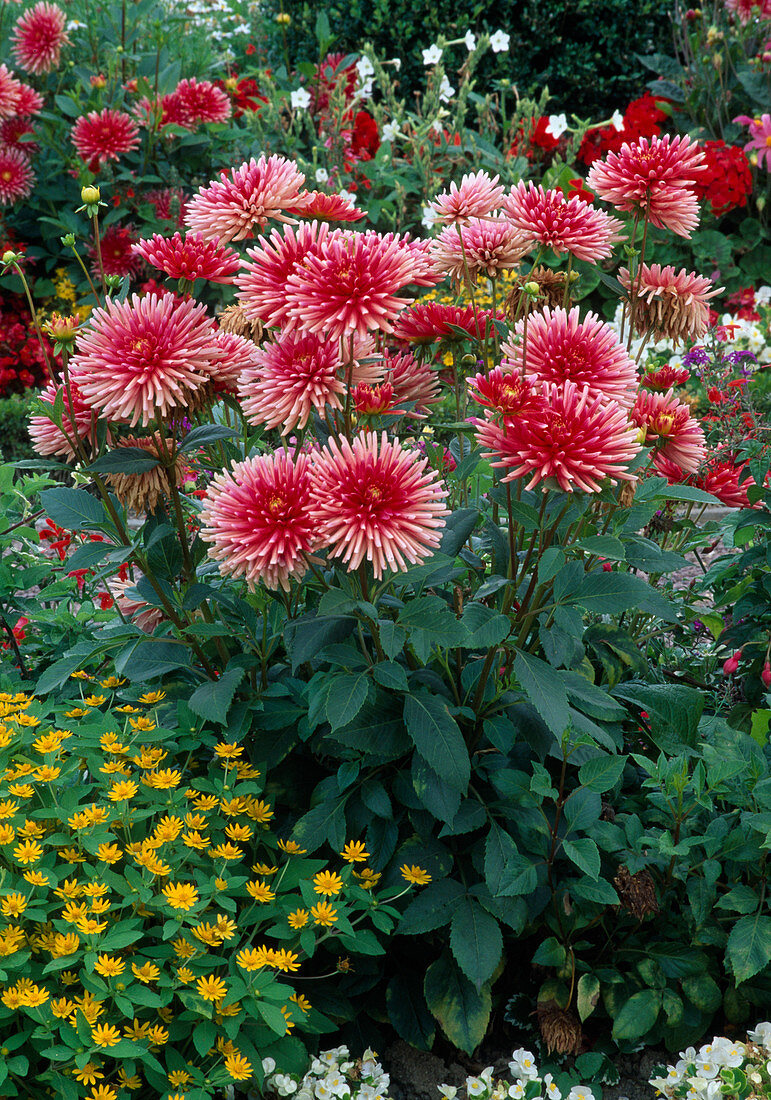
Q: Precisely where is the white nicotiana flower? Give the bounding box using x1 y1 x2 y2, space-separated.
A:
544 1074 561 1100
356 56 375 81
422 43 443 65
464 30 477 50
611 109 625 131
546 113 568 138
315 167 330 184
422 205 438 230
490 29 510 52
431 118 444 134
439 75 455 102
509 1050 538 1081
291 87 311 110
339 189 357 205
382 121 401 142
358 78 374 99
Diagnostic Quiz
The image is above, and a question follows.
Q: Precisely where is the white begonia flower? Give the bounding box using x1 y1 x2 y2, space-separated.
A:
382 121 401 142
546 113 568 138
508 1086 525 1100
263 1059 277 1075
490 29 510 52
544 1074 562 1100
755 286 771 304
315 1084 332 1100
464 30 477 50
439 75 455 102
695 1062 719 1080
291 87 311 110
649 1079 671 1093
422 44 443 65
509 1051 538 1080
438 1089 458 1100
466 1078 487 1097
567 1088 595 1100
611 109 625 131
315 167 330 184
356 56 375 81
327 1074 350 1097
339 188 357 205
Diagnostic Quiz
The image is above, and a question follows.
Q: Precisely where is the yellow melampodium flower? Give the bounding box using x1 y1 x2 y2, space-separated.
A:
236 947 269 972
13 839 43 864
123 1019 150 1041
75 917 108 936
34 765 61 782
18 819 45 838
18 983 49 1007
225 1052 253 1081
91 1023 122 1047
32 732 64 754
82 881 109 898
172 937 196 959
96 843 122 864
73 1062 104 1086
192 922 224 948
99 676 126 689
273 948 301 973
131 961 160 983
108 779 138 802
175 966 194 984
0 825 15 844
196 973 228 1002
100 734 128 754
143 768 181 790
153 815 183 842
0 893 27 917
184 812 207 829
147 1024 168 1045
162 882 200 911
213 741 244 759
87 1085 116 1100
291 992 312 1013
129 715 156 732
287 908 310 929
94 955 125 977
168 1070 192 1087
281 1004 296 1031
312 870 344 896
311 901 338 927
225 822 253 842
117 1068 142 1090
341 839 370 863
138 690 165 704
192 794 219 811
208 842 243 861
54 878 84 899
51 931 81 956
182 830 209 850
244 797 273 823
400 864 432 885
51 997 75 1018
245 879 275 903
84 694 107 707
252 862 278 876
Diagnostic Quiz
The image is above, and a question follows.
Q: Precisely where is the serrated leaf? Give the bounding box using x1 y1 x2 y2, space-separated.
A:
40 487 107 530
326 672 370 731
88 447 162 474
179 424 239 452
513 652 570 737
187 666 245 725
611 989 661 1042
398 880 465 935
562 837 600 880
404 692 470 792
727 913 771 984
450 898 502 990
578 754 626 792
424 954 491 1055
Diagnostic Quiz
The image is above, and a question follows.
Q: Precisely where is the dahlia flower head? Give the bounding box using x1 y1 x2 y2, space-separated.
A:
391 301 499 345
631 388 706 475
28 374 95 458
587 134 706 237
288 190 366 222
474 379 639 494
734 113 771 172
501 305 639 409
430 217 532 283
132 231 241 283
309 432 449 578
70 293 224 427
0 146 35 205
502 181 625 262
236 221 330 328
185 155 306 243
430 170 505 225
11 1 69 75
0 64 23 120
71 108 140 166
619 263 721 345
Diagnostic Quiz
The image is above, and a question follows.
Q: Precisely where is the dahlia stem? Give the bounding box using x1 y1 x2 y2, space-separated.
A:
4 259 51 376
67 241 103 308
343 334 356 440
627 202 652 355
619 214 640 348
92 213 107 296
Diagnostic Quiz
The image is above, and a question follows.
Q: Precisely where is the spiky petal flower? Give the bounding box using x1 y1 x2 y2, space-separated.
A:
631 388 706 474
430 217 532 283
0 65 23 120
91 224 141 279
0 147 34 204
109 574 164 633
132 231 241 283
71 108 140 166
185 155 306 243
467 367 540 420
696 456 754 509
384 349 442 416
284 230 416 340
501 305 638 409
619 263 721 344
236 221 329 328
310 432 448 577
28 375 94 458
430 170 505 225
71 294 223 427
502 181 624 261
587 134 705 236
200 451 316 591
238 331 345 433
212 330 261 394
173 77 231 126
289 190 366 222
11 2 68 75
476 381 639 493
391 302 497 345
13 81 44 116
641 363 691 391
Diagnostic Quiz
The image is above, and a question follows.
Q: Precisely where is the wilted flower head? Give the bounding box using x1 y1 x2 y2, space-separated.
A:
11 1 68 75
430 170 505 225
200 451 316 591
503 181 624 262
104 433 180 514
310 432 449 577
185 155 306 243
619 263 721 344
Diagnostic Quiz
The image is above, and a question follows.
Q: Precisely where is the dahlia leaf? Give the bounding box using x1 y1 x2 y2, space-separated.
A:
449 897 502 990
513 651 570 738
424 953 491 1055
403 691 470 792
88 447 162 474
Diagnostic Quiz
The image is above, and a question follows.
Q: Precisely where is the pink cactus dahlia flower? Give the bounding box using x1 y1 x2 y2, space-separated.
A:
0 147 34 205
430 217 532 282
430 170 505 225
503 181 624 262
185 155 306 243
238 331 346 433
11 1 68 75
619 263 721 344
631 388 706 474
236 221 329 328
28 374 95 458
132 231 241 283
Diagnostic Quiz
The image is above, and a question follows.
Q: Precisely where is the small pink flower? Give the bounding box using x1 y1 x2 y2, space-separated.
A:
733 112 771 171
430 170 505 225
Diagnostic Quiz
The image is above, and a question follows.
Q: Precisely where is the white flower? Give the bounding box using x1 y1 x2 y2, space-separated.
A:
611 109 625 131
291 87 311 110
546 113 568 138
464 30 477 51
358 78 374 100
263 1059 277 1075
544 1074 561 1100
382 121 401 142
421 205 438 230
437 1088 457 1100
431 119 444 134
490 29 510 52
356 56 375 81
315 1084 332 1100
466 1078 487 1097
755 286 771 305
422 44 443 65
338 189 357 205
315 167 330 184
567 1088 595 1100
508 1086 525 1100
509 1051 538 1081
439 75 455 102
327 1074 351 1097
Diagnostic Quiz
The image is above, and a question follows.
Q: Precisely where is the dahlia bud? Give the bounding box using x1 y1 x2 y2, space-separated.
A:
762 662 771 688
723 649 742 676
276 11 291 23
756 193 766 211
81 185 101 205
523 281 540 295
90 73 107 89
104 274 123 290
61 233 76 247
1 249 19 266
44 313 78 347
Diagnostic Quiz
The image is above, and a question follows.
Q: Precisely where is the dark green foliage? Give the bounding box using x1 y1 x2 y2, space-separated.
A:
0 393 36 462
261 0 675 116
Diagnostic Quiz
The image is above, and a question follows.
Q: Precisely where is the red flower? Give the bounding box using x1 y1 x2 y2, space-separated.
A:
349 109 380 160
71 108 140 167
578 92 668 167
692 140 752 218
91 224 141 279
11 1 68 75
0 147 35 205
132 231 241 283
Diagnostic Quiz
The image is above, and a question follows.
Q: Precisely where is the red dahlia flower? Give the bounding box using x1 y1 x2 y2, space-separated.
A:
71 108 140 167
390 302 498 345
0 147 35 205
132 231 241 283
503 181 624 262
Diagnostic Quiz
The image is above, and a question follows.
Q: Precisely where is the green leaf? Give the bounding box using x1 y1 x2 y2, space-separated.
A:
563 788 602 833
398 879 465 935
440 508 480 557
681 974 722 1012
513 652 570 737
577 974 600 1021
404 692 470 792
398 596 468 663
461 603 510 648
179 424 239 452
611 990 661 1042
578 755 626 793
372 661 408 691
613 682 703 752
727 914 771 984
187 666 245 725
412 755 461 826
378 620 407 660
562 837 601 880
292 799 347 853
424 953 491 1055
450 898 503 989
326 672 370 731
576 535 626 561
113 639 191 681
484 823 538 897
387 975 436 1051
40 487 107 530
284 615 355 672
88 447 162 474
571 571 676 621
